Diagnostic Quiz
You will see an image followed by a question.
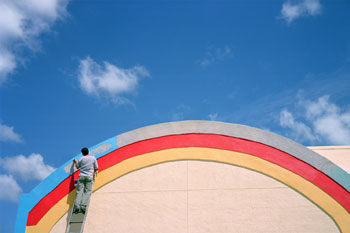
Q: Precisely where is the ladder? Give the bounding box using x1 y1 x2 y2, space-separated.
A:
65 162 95 233
65 180 94 233
66 211 87 233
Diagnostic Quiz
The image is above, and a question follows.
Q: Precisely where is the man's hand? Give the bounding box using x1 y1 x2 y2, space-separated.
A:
93 169 98 181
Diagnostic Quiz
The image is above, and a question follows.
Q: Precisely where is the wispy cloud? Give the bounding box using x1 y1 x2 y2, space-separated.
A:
220 65 350 132
197 46 232 67
0 174 22 202
0 123 23 143
280 109 319 143
0 124 55 202
78 57 149 104
171 105 192 121
304 96 350 145
0 0 69 84
0 153 56 181
280 95 350 145
208 113 219 121
281 0 322 23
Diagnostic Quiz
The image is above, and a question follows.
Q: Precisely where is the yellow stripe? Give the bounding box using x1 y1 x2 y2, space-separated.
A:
26 147 350 233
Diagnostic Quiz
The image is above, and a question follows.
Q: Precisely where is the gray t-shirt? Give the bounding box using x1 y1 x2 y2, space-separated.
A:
77 155 98 178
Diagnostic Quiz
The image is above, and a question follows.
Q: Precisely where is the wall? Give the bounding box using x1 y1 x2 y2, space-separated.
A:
51 159 339 233
18 121 349 233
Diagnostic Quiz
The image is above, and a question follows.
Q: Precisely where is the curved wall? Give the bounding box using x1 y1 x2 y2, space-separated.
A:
15 121 350 233
50 160 340 233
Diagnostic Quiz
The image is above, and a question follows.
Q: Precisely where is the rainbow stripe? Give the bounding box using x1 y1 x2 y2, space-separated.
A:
15 121 350 233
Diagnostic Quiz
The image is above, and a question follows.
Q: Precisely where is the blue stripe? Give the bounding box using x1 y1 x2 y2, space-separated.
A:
329 166 350 192
14 136 118 233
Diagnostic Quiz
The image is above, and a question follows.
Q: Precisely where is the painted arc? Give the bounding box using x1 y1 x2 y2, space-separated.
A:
15 121 350 233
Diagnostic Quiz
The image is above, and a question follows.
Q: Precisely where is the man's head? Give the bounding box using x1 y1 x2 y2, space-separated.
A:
81 147 89 156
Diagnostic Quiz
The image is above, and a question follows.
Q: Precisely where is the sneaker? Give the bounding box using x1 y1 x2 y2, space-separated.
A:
73 208 80 214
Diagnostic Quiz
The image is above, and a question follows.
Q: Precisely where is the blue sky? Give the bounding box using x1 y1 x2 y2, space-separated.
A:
0 0 350 232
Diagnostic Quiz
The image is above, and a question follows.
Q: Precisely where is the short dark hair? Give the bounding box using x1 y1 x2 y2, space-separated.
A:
81 147 89 155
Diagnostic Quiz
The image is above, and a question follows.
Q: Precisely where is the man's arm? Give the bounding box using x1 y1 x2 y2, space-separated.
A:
93 159 98 180
73 159 79 168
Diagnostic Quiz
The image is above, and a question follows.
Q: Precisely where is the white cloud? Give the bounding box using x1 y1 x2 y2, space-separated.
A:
197 46 232 67
0 174 22 202
0 50 16 80
171 105 192 121
281 0 321 23
304 0 322 15
304 95 338 119
0 0 69 84
0 153 56 181
304 96 350 145
78 57 149 103
172 112 184 121
0 123 23 143
280 109 318 143
280 95 350 145
0 3 23 40
208 113 219 121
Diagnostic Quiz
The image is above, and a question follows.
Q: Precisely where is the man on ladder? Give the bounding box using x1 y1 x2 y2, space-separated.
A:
73 147 98 214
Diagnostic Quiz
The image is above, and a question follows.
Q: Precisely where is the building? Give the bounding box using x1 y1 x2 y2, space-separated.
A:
15 121 350 233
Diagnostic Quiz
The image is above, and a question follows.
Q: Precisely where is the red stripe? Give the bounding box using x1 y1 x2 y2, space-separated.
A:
27 134 350 226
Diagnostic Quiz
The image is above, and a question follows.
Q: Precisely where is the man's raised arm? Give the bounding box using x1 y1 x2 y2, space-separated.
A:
73 159 79 168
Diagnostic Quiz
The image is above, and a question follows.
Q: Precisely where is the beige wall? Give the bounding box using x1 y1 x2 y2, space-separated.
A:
51 160 339 233
309 146 350 173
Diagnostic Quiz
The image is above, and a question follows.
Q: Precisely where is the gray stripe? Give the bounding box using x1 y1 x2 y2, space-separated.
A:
117 120 350 191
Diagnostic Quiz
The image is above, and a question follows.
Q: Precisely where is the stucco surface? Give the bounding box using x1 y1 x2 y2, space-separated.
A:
116 121 349 191
50 161 338 233
18 121 349 233
309 146 350 173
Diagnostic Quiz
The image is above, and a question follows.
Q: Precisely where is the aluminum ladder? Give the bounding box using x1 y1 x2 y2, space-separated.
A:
65 163 95 233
